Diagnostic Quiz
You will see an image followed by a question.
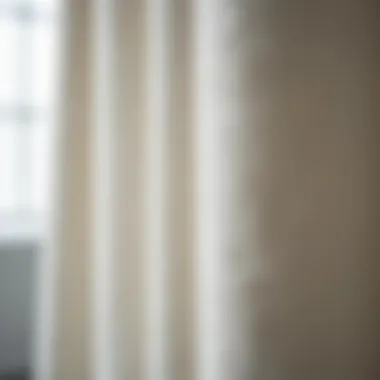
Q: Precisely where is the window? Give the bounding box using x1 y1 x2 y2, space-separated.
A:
0 0 61 240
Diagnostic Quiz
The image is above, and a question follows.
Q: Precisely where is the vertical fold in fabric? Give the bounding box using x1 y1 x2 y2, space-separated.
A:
144 0 194 379
91 0 119 379
34 1 92 380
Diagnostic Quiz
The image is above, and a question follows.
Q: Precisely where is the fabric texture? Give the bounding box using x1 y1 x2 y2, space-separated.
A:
34 1 380 380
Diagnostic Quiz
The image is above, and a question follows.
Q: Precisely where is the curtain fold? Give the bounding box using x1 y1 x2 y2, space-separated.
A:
34 0 380 380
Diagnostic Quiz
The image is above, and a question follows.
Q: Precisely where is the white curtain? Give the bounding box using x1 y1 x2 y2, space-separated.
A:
33 1 380 380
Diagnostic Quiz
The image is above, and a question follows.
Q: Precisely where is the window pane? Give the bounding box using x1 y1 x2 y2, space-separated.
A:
0 14 19 104
0 0 61 215
0 125 18 210
30 16 59 108
0 1 60 5
30 121 52 212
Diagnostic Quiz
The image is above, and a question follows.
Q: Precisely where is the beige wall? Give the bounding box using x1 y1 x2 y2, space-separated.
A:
215 1 380 379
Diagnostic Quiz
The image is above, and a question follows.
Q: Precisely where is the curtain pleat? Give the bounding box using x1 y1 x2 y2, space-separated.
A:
34 0 380 380
35 1 92 380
